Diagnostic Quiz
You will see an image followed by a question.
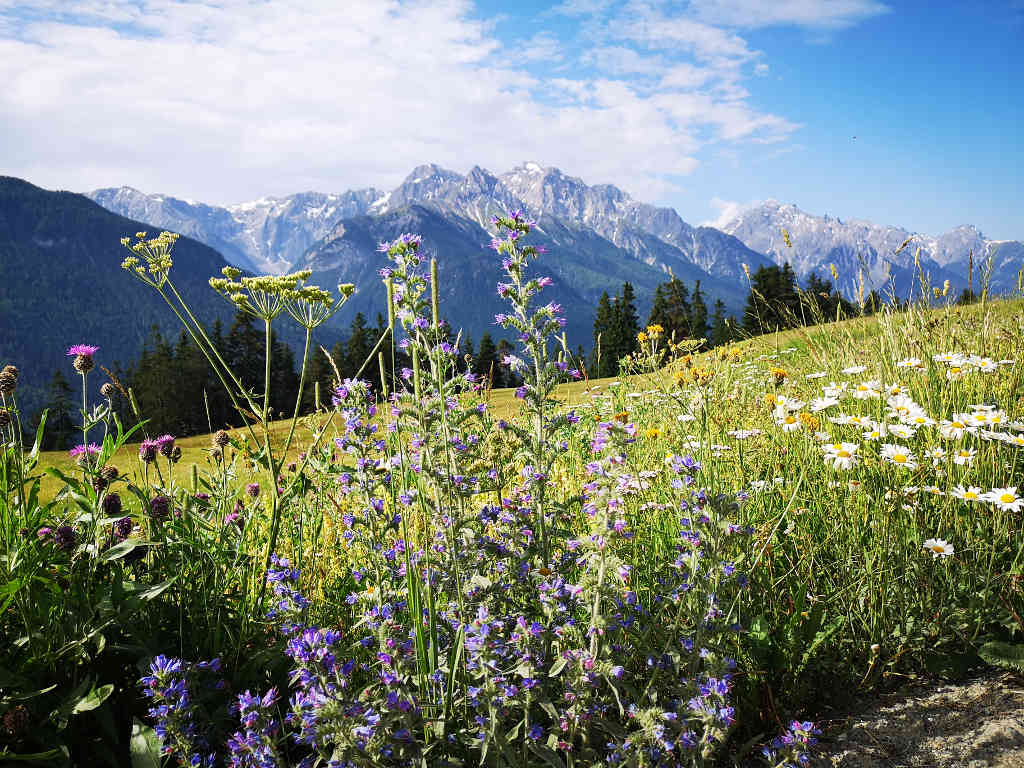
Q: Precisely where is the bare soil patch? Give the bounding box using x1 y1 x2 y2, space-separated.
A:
816 672 1024 767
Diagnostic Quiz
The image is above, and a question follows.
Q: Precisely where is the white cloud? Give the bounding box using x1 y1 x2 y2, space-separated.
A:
0 0 803 205
704 196 756 228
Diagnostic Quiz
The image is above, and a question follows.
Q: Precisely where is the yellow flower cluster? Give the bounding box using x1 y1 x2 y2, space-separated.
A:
120 231 180 288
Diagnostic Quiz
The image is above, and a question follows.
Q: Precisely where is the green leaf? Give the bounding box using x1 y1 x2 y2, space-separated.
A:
548 657 568 677
71 683 114 714
0 747 66 763
130 718 162 768
528 743 567 768
122 578 175 601
99 539 150 563
979 641 1024 673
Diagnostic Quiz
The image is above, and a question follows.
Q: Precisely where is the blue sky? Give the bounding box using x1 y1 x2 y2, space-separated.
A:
1 0 1020 238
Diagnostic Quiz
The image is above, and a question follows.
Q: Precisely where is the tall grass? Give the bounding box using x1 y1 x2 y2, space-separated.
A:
0 217 1021 766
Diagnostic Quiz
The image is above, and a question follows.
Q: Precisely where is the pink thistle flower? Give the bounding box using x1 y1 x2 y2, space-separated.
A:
69 443 102 458
66 344 99 357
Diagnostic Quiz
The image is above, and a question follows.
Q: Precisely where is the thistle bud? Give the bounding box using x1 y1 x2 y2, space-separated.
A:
101 382 116 399
102 492 123 517
0 365 18 395
149 495 170 522
0 408 10 429
213 429 231 449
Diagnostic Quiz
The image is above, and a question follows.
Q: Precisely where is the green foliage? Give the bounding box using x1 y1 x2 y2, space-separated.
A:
979 641 1024 674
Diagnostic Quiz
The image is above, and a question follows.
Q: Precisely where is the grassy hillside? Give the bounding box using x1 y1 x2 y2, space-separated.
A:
34 296 1022 498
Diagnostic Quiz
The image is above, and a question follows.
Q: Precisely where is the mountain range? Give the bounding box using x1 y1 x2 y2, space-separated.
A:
89 163 1023 317
0 177 345 425
2 165 1020 425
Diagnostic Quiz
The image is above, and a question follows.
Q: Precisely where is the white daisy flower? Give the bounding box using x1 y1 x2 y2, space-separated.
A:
952 447 975 466
932 352 963 365
885 382 908 397
922 538 954 558
814 431 833 442
887 423 916 439
951 485 983 502
862 423 888 441
939 418 972 440
982 487 1023 512
896 357 924 370
945 365 968 381
841 365 868 375
882 443 917 469
774 412 802 432
806 371 827 379
903 411 936 428
886 393 919 419
833 413 870 427
823 442 860 470
851 380 882 399
823 381 849 399
923 485 944 497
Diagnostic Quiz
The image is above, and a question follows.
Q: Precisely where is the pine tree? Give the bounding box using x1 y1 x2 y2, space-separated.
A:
710 299 731 347
591 291 614 378
345 312 374 383
34 369 75 450
474 333 499 387
648 277 691 341
606 283 639 373
689 280 709 342
131 325 176 434
206 318 232 428
460 334 475 375
171 331 197 434
226 311 264 405
269 330 298 419
495 338 518 389
302 346 334 412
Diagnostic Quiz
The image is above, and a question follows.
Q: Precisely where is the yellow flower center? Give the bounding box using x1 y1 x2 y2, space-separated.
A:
1000 493 1016 504
965 492 978 499
893 454 907 463
930 544 945 553
837 450 851 458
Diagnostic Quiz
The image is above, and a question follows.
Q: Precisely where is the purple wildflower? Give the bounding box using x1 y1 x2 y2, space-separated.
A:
66 344 99 357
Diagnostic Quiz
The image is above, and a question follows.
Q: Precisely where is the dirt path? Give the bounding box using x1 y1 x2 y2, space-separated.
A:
817 672 1024 767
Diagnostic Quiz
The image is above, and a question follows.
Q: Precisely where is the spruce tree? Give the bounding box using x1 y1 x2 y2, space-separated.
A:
474 333 499 387
345 312 373 382
710 299 731 347
592 291 614 378
302 346 334 412
689 280 709 342
227 311 264 403
607 283 639 372
648 277 692 341
495 338 518 389
34 369 75 450
460 334 475 375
